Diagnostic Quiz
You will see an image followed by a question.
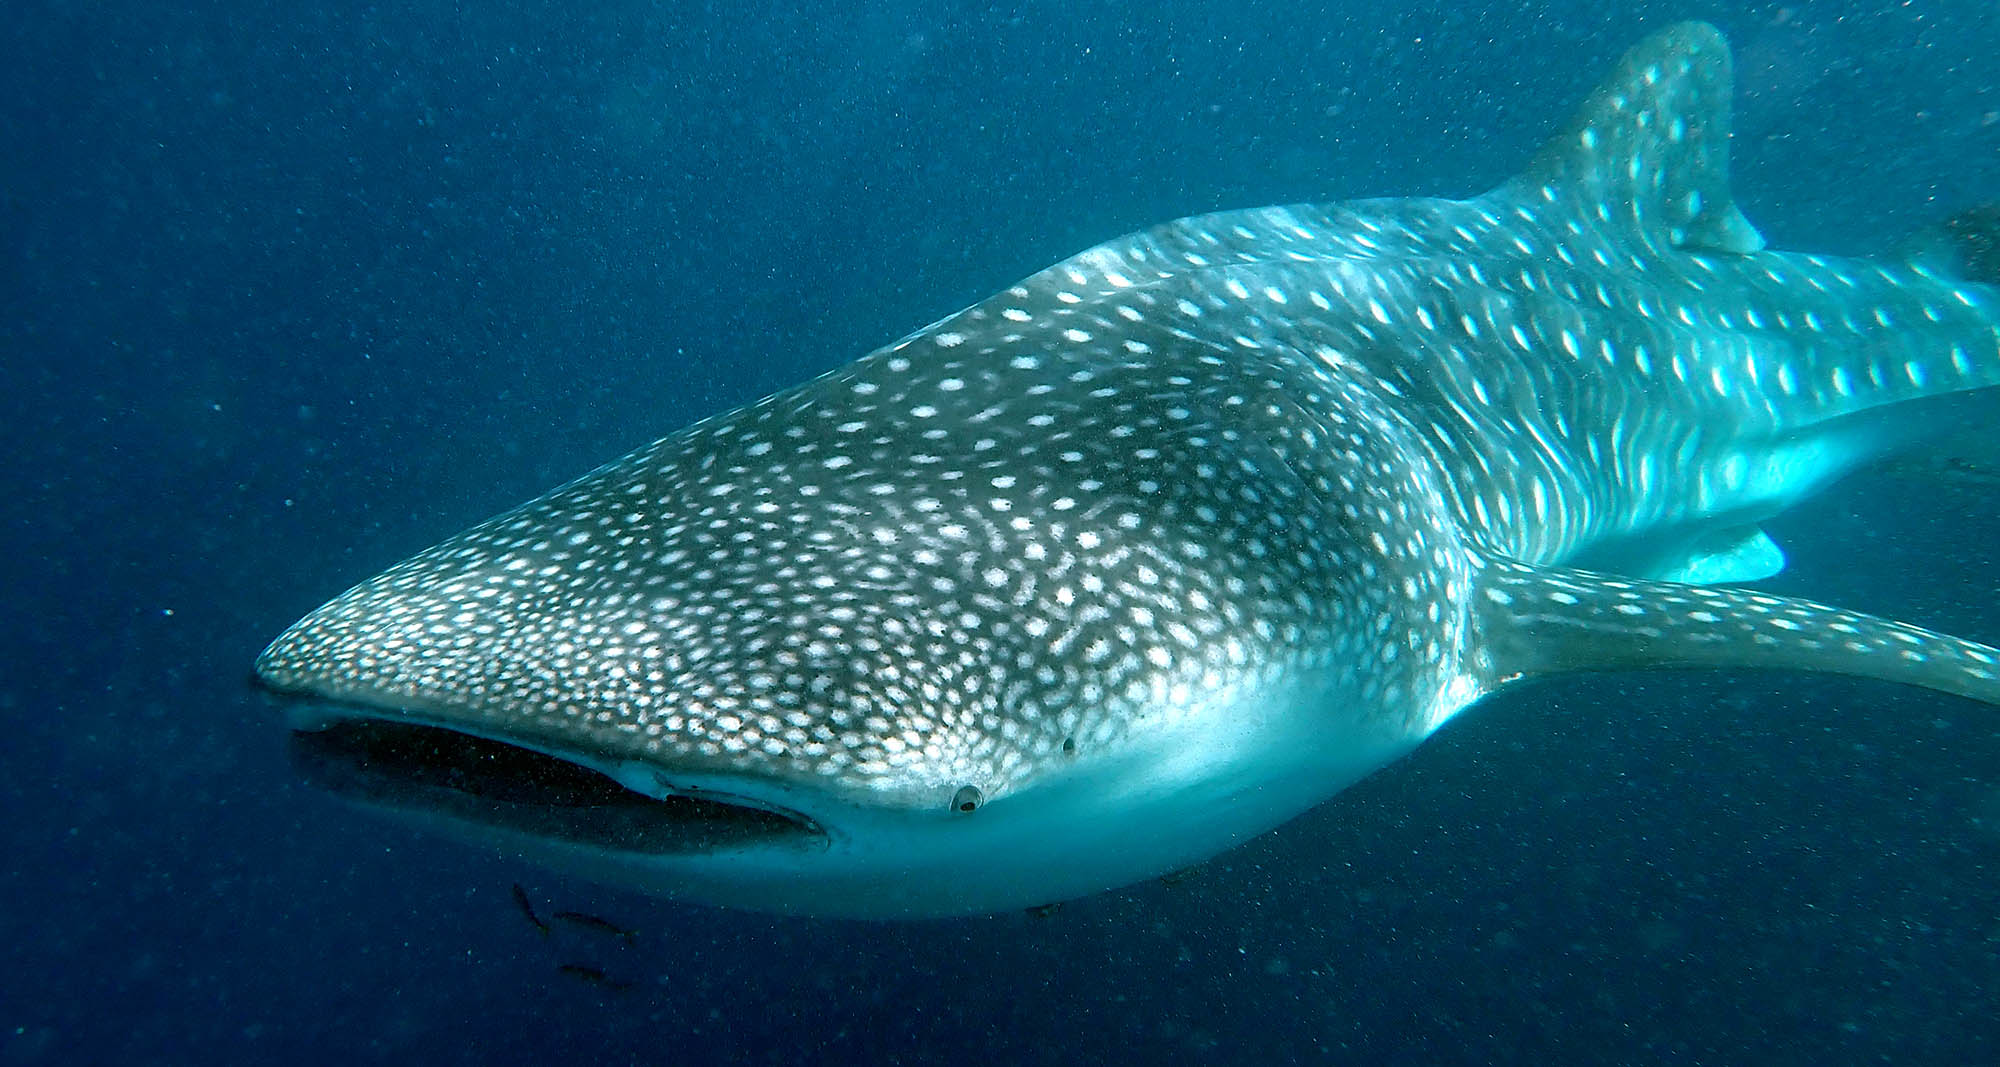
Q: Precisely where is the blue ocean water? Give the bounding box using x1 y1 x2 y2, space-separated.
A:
4 0 1998 1061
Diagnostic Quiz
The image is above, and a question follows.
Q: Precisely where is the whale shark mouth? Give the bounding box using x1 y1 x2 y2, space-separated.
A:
284 716 828 856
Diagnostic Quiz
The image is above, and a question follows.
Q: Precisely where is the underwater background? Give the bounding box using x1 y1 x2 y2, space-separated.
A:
5 0 1999 1062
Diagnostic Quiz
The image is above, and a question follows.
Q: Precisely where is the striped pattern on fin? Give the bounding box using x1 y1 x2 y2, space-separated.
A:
1468 558 2000 707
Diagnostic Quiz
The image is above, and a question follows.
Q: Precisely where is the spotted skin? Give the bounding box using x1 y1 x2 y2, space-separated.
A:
257 24 2000 916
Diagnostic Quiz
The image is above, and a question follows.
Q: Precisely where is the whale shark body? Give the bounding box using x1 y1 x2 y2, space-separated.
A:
256 23 2000 917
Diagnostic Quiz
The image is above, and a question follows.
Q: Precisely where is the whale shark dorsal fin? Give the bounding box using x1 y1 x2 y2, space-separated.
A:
1504 21 1765 255
1463 558 2000 713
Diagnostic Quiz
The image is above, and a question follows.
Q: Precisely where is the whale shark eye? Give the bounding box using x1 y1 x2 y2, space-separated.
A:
1062 736 1077 756
951 785 984 814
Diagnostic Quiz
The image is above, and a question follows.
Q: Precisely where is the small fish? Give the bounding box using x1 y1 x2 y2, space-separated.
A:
555 963 634 992
511 883 549 936
552 910 637 942
1879 452 2000 491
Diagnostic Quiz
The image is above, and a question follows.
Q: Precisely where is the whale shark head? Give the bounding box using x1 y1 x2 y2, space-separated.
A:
259 307 1473 916
256 23 2000 917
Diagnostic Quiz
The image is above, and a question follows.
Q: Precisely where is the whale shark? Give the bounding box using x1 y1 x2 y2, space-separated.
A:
255 23 2000 917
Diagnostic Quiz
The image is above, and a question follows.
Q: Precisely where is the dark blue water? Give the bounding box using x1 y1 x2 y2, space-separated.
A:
6 1 1999 1062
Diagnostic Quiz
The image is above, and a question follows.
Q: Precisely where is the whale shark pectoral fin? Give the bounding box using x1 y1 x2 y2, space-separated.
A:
1650 526 1787 585
1505 20 1764 255
1468 558 2000 706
